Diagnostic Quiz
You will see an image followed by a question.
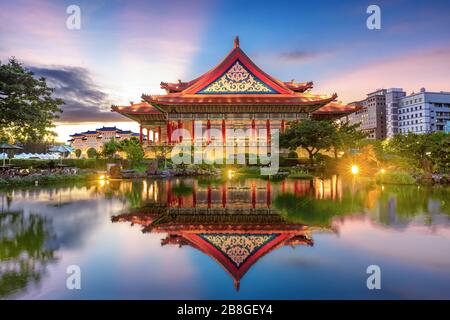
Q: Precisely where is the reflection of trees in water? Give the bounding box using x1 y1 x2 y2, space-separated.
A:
90 180 145 208
375 186 450 227
274 183 450 228
123 181 144 209
170 181 193 197
68 177 450 229
273 188 366 227
0 211 57 298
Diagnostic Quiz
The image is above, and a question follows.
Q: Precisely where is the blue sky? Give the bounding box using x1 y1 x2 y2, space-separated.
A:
1 0 449 141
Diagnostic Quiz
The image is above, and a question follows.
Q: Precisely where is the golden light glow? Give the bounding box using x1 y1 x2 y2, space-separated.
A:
380 168 386 174
228 169 234 179
351 165 359 175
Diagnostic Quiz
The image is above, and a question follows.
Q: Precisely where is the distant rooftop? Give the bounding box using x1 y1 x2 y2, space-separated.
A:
96 126 119 131
70 127 138 138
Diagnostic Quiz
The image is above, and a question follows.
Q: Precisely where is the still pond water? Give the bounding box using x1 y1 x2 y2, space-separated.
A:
1 176 450 299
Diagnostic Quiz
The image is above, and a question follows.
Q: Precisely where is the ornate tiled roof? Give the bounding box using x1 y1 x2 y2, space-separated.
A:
111 101 163 114
96 126 118 132
142 37 336 108
313 102 363 119
111 37 363 121
112 208 313 291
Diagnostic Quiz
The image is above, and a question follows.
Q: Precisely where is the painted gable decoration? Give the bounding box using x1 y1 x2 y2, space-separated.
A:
198 60 277 94
199 233 278 268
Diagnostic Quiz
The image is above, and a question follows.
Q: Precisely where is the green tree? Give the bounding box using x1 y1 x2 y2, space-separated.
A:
102 139 120 159
86 148 97 159
119 137 144 162
384 132 449 173
428 132 450 173
0 58 63 142
153 143 174 169
280 119 335 164
331 121 368 158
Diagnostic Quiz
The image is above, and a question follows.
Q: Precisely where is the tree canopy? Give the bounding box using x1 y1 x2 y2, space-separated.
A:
0 58 63 143
280 119 335 164
119 137 144 162
330 121 368 158
102 139 120 159
383 132 449 173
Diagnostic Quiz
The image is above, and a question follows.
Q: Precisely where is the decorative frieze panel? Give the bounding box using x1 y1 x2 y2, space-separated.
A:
198 60 277 94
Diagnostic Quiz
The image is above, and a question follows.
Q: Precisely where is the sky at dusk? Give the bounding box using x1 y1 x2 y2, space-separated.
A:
1 0 450 142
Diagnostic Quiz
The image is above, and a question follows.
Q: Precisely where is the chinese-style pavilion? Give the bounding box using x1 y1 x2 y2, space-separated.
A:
112 37 358 146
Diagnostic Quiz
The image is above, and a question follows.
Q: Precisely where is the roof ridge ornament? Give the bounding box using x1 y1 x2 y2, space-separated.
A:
234 36 239 48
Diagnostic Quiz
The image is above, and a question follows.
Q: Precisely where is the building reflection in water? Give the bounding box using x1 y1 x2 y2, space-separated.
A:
112 176 343 290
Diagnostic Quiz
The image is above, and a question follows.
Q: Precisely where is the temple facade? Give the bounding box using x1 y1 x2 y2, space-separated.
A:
68 126 141 157
112 37 359 150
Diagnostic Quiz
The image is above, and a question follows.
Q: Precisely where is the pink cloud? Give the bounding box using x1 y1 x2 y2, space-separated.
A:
316 46 450 103
0 0 84 66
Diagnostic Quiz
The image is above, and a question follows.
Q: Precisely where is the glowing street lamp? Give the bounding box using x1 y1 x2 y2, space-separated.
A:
351 165 359 175
380 168 386 174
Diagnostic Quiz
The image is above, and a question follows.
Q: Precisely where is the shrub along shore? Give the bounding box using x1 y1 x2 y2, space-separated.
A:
0 172 98 188
1 155 448 189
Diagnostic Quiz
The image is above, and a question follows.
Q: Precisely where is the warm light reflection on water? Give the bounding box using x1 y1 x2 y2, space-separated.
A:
1 177 449 299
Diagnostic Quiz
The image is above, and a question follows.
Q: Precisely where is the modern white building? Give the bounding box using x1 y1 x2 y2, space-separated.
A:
394 88 450 135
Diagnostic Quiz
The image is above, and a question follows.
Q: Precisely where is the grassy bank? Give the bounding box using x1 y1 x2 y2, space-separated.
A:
0 173 98 188
9 158 117 170
374 171 416 185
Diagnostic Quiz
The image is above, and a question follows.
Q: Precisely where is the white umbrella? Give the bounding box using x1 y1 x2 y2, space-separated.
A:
49 145 74 165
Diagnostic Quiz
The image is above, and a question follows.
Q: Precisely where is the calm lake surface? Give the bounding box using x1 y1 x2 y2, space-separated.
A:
1 176 450 299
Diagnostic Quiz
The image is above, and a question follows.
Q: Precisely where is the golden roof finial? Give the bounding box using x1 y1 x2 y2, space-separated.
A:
234 36 240 48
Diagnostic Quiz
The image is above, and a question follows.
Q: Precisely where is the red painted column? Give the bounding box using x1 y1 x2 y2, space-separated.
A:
222 119 226 144
221 184 227 208
166 121 171 144
167 180 172 208
207 185 212 208
139 125 143 145
281 180 286 193
193 182 197 208
281 119 285 133
251 119 256 142
266 119 271 144
178 120 183 143
192 119 195 143
251 183 256 209
206 119 211 144
157 126 161 143
266 180 271 207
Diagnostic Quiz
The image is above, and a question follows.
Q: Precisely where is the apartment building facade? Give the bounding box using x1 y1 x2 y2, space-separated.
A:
395 88 450 135
346 89 387 139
